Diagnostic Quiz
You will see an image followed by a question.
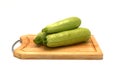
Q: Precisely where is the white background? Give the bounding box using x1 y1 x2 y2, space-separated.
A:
0 0 120 76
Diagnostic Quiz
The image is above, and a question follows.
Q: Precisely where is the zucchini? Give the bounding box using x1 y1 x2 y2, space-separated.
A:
34 17 91 47
42 17 81 34
34 32 46 45
45 27 91 47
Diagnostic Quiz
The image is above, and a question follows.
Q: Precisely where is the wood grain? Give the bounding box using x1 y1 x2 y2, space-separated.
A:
13 35 103 59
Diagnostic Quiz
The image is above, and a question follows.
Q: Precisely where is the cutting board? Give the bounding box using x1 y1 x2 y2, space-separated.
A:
13 35 103 59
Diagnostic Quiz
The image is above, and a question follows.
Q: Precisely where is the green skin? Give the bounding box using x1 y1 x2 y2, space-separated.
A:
34 32 46 45
42 17 81 34
46 27 91 47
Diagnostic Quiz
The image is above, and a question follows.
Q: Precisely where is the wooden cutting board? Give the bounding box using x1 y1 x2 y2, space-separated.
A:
13 35 103 59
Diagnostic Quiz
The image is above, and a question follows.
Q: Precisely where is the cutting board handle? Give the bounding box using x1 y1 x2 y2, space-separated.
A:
12 40 21 52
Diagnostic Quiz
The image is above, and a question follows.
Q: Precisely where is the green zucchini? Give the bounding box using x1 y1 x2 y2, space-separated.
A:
34 28 91 47
34 32 46 45
42 17 81 34
45 27 91 47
